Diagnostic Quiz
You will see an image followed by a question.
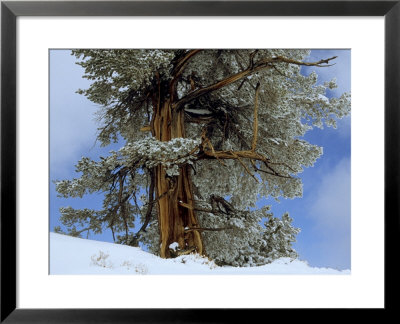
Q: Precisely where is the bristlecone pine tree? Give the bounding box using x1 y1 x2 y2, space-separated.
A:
55 49 350 266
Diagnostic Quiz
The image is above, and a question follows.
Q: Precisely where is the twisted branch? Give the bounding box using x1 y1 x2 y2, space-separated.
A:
173 55 337 110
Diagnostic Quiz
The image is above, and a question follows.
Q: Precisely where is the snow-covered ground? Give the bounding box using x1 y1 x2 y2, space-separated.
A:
50 232 350 275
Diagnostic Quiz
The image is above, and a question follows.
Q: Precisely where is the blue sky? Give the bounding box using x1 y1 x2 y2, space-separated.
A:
49 49 351 270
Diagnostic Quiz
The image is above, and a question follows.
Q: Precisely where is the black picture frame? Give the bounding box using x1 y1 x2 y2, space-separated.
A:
1 0 399 322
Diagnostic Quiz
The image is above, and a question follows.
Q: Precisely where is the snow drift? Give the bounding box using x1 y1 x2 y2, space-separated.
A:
50 232 350 275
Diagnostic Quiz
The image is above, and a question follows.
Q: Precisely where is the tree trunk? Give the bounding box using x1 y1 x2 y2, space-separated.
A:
151 96 203 258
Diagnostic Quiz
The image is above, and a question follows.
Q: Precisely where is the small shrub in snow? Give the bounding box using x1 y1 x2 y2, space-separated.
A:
134 263 148 274
174 254 218 269
121 260 148 274
90 250 113 269
121 260 132 268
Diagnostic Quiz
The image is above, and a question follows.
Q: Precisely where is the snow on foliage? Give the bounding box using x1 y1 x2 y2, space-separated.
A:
54 49 351 268
199 207 300 267
120 137 200 176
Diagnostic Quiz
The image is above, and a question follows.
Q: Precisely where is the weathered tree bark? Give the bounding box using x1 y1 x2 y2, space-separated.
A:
151 84 203 258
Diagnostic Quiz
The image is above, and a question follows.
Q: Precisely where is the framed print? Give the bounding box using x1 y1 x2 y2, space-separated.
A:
1 0 399 322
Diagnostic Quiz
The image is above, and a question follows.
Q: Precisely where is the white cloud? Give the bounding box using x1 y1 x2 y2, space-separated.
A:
50 50 101 178
50 99 99 178
308 157 351 269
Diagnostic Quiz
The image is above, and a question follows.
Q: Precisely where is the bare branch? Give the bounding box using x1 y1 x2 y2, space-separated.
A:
198 148 292 179
173 67 255 110
170 50 202 101
140 125 151 132
254 163 292 179
171 50 202 78
248 50 259 68
132 169 155 238
251 82 261 151
173 55 337 110
230 150 258 182
201 129 226 167
268 55 337 68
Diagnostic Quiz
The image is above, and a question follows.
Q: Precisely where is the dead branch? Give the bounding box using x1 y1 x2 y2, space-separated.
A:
230 150 258 182
253 163 292 179
268 161 297 173
201 129 226 167
130 169 156 244
173 55 337 110
140 125 151 132
173 67 256 110
198 148 292 179
268 55 337 68
118 175 129 243
210 195 235 215
251 82 261 151
248 50 259 68
170 50 202 101
172 50 202 78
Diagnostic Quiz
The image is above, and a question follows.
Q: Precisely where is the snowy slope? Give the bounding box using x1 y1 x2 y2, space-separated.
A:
50 232 350 275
